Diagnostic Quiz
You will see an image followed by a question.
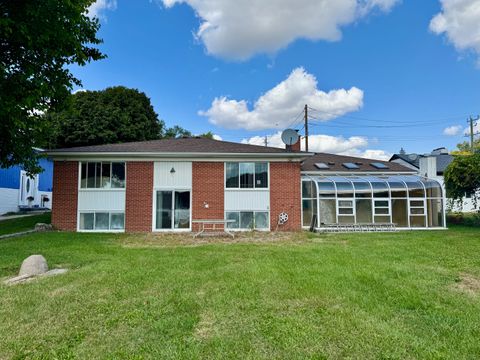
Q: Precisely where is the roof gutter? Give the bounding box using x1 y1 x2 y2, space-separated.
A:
45 151 314 161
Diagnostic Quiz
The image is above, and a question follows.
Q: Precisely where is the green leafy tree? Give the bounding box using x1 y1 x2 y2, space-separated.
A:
453 139 480 155
164 125 192 139
444 153 480 210
199 131 215 139
1 0 104 173
46 87 165 148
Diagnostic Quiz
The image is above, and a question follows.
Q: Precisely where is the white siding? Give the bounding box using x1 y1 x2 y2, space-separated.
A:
0 188 19 214
154 162 192 188
225 190 270 211
78 190 125 211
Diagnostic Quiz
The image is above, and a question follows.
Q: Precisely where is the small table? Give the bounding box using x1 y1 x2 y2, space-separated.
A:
192 219 235 238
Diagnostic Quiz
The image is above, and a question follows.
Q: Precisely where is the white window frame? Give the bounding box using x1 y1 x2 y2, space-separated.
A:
337 198 355 222
77 210 125 233
224 211 270 231
79 161 126 191
152 188 192 232
224 162 270 191
374 199 391 216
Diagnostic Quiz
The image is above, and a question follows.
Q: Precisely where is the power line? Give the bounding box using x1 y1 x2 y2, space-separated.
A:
306 106 469 125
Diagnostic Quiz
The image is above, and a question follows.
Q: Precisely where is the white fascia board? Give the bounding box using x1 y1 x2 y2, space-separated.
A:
47 151 314 162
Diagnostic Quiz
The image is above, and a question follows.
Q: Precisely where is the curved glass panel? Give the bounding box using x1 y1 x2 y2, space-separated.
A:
405 181 425 198
423 179 442 198
317 181 335 198
353 181 371 198
336 181 354 198
388 181 407 198
371 181 389 198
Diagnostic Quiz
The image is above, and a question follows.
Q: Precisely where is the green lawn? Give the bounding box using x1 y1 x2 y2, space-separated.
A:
0 213 51 236
0 228 479 359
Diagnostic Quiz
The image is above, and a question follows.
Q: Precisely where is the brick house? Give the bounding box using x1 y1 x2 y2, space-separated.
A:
47 137 446 232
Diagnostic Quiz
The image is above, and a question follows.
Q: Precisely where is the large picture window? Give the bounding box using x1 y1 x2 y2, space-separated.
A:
80 162 125 189
225 162 268 189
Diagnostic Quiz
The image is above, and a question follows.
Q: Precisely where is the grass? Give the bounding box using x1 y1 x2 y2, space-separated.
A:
0 227 479 359
0 212 51 236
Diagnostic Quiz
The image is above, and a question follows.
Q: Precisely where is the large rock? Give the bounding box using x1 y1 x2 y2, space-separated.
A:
18 255 48 276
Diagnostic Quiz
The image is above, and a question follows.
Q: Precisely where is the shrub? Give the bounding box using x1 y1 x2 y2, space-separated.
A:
447 212 480 227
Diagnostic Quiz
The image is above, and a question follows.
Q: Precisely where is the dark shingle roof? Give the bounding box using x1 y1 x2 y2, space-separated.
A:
435 154 453 174
301 153 414 173
48 137 308 154
389 153 453 175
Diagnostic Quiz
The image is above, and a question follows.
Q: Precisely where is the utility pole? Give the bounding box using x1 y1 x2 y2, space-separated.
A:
468 115 480 152
304 104 309 152
264 135 268 147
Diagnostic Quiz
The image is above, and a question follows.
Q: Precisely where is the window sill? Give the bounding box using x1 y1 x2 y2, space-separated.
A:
79 188 126 192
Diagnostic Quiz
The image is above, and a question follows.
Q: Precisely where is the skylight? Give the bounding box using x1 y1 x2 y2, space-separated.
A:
371 162 389 169
315 162 329 169
342 162 359 169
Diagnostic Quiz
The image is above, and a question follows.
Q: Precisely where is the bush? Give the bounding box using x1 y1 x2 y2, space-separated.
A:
447 212 480 227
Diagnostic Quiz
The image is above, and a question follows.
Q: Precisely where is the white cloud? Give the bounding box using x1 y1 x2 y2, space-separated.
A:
443 125 463 136
162 0 400 59
430 0 480 61
212 134 223 140
199 67 364 131
87 0 117 20
242 131 391 160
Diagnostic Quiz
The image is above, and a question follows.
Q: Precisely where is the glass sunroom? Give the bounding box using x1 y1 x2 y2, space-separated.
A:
302 175 445 229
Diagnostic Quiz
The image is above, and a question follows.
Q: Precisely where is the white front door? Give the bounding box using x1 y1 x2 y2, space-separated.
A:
19 171 38 207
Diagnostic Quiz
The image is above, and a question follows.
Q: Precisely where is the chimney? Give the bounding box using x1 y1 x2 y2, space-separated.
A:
419 156 437 178
285 130 301 152
290 138 301 152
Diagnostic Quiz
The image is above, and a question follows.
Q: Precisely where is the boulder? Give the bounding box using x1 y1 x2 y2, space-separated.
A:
35 223 53 232
18 255 48 276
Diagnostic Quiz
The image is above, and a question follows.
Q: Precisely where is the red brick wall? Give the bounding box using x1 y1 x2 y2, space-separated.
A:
125 162 153 232
270 162 302 231
192 162 224 231
52 161 78 231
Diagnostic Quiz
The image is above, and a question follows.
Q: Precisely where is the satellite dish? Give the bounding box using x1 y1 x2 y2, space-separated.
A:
281 129 299 146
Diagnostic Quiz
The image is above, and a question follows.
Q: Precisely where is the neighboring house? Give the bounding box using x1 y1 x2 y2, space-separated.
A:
0 155 53 215
47 137 446 233
390 147 475 212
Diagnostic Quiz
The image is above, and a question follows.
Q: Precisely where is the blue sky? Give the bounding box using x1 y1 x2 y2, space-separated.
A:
72 0 480 159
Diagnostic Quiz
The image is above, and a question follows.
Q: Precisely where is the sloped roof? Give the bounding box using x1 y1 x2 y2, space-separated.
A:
301 153 414 173
389 153 421 168
47 137 310 157
389 153 453 175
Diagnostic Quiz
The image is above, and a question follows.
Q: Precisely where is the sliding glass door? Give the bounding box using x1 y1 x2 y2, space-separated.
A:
155 190 191 230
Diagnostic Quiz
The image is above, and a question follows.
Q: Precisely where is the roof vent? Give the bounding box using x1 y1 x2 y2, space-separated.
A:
328 161 335 165
355 162 363 165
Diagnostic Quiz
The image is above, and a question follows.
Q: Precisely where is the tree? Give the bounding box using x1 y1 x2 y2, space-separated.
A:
444 153 480 210
164 125 192 139
1 0 104 173
452 138 480 155
46 87 165 148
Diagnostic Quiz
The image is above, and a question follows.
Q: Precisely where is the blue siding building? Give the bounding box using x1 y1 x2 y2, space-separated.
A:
0 156 53 215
